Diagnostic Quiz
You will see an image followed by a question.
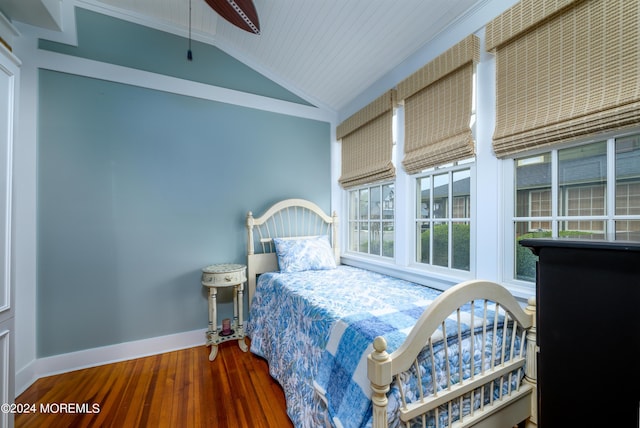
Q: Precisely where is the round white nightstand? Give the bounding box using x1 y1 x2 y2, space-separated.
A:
201 263 249 361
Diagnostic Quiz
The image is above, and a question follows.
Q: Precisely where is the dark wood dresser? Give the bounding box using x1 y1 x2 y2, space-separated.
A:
520 237 640 428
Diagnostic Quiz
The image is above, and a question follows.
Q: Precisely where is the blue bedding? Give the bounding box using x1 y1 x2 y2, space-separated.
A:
246 266 523 428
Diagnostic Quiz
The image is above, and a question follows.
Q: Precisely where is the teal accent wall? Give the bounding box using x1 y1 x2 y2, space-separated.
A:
40 7 313 106
36 10 330 357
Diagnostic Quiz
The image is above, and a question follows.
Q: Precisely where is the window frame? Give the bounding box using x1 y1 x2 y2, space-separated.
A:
412 160 475 276
345 181 396 259
505 130 640 287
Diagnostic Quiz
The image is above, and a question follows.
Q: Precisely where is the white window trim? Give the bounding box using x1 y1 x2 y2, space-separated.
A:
503 131 640 294
501 158 536 297
344 181 396 258
410 163 475 276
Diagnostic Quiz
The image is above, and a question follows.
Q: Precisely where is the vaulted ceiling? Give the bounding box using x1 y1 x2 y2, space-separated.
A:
1 0 487 113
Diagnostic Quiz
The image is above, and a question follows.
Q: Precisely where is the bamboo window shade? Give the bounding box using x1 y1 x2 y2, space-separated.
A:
337 90 396 188
398 35 479 175
486 0 640 158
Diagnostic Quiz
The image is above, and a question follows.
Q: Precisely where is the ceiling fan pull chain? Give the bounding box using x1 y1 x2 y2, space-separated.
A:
187 0 193 61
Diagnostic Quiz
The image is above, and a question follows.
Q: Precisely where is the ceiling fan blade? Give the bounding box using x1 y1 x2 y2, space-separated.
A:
205 0 260 34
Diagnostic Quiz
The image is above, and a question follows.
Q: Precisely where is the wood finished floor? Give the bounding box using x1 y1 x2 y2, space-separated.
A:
15 340 293 428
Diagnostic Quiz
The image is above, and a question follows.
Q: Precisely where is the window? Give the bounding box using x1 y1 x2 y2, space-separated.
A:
416 163 471 271
513 133 640 282
347 183 395 258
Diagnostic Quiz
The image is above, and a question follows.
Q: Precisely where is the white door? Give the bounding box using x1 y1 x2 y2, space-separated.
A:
0 43 19 428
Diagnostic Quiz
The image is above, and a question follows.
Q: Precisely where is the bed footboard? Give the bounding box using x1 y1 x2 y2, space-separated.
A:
368 280 537 428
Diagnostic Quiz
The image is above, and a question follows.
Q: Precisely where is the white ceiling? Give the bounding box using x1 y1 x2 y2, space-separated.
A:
2 0 486 113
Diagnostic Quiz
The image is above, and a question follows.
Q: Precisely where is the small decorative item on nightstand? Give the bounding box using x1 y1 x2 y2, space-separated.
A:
201 263 249 361
221 318 232 336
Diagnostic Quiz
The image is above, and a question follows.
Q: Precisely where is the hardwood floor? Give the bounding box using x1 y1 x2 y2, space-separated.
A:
15 340 293 428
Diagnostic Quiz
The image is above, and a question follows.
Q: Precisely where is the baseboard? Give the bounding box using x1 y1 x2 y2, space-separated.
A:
15 328 208 397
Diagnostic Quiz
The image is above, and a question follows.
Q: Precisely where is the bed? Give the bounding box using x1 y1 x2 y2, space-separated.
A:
245 198 537 428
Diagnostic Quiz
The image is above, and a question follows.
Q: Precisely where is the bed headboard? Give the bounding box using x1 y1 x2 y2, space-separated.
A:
246 198 339 305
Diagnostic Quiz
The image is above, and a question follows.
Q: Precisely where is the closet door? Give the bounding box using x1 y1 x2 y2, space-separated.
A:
0 41 19 428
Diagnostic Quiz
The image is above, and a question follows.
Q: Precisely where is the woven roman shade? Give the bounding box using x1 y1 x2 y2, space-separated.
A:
337 90 396 188
398 35 479 175
487 0 640 158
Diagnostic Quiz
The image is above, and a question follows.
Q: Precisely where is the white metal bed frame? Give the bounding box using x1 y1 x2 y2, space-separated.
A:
246 198 537 428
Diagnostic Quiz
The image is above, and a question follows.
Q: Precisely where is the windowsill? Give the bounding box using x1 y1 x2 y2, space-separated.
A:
500 280 536 302
340 252 536 303
340 252 468 292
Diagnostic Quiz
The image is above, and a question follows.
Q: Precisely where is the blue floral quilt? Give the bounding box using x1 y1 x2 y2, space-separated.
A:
245 266 523 428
